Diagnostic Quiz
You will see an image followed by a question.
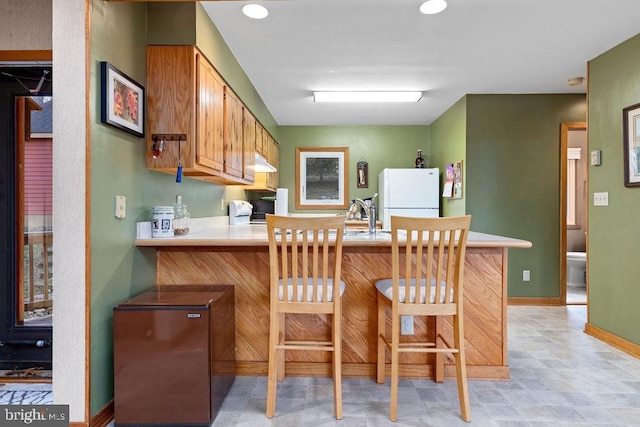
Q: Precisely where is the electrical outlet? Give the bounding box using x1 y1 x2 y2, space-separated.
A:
401 315 414 335
523 270 530 281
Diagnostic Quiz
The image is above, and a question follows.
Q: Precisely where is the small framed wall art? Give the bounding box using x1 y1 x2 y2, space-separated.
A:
356 159 368 188
443 160 463 199
623 102 640 187
100 61 145 137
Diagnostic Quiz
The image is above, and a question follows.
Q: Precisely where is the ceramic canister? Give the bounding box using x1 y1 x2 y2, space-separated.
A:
152 206 174 238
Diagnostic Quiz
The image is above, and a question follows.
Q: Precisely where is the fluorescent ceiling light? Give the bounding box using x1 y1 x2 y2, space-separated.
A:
420 0 448 15
313 91 423 103
242 4 269 20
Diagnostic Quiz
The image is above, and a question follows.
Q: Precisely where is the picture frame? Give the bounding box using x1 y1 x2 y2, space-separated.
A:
356 159 368 188
100 61 145 137
443 160 463 199
295 147 349 209
623 102 640 187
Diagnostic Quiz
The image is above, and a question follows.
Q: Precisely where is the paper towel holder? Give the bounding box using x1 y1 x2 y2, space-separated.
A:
229 200 253 225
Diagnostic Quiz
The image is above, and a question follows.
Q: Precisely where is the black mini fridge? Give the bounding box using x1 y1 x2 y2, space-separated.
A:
113 285 235 426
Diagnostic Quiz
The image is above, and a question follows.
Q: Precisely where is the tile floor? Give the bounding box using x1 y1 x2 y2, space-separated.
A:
566 286 587 305
2 305 639 426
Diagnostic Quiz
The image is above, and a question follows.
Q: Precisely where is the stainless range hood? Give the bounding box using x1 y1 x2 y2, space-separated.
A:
255 153 277 172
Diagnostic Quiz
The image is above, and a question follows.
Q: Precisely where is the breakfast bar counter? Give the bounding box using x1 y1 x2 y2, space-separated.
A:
136 222 531 380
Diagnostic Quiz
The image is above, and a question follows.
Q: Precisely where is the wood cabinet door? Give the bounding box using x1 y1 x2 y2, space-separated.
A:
146 46 195 170
254 122 264 157
243 109 256 182
196 54 224 172
266 135 279 190
223 87 243 178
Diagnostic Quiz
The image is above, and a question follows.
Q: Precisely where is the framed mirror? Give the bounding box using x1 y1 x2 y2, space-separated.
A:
295 147 349 209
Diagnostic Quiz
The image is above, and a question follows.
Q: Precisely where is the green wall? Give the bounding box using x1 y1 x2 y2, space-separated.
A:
465 94 586 298
86 1 638 417
430 97 467 217
87 0 260 415
278 126 430 213
90 2 151 414
588 33 640 345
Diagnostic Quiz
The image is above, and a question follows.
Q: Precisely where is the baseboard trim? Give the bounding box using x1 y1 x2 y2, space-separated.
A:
88 399 113 427
507 297 562 306
584 323 640 359
68 401 113 427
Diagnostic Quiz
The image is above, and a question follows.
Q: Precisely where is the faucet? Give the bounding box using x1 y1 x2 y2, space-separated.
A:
347 193 378 234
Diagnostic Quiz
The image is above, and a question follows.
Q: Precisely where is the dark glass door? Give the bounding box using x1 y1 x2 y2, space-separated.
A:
0 66 53 370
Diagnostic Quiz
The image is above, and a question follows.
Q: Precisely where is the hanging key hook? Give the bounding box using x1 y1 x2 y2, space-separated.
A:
176 138 183 183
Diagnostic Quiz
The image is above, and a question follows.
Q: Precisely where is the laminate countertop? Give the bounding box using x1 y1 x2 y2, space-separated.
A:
135 220 532 249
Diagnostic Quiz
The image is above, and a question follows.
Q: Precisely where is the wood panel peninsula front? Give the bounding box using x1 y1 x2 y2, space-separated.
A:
136 223 531 380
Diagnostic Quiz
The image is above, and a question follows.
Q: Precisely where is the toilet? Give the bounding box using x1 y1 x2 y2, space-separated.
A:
567 252 586 288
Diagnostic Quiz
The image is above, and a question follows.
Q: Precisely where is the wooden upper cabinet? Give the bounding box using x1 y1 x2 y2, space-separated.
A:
196 53 224 172
146 45 195 173
223 87 243 178
243 108 256 182
146 45 252 185
266 134 279 190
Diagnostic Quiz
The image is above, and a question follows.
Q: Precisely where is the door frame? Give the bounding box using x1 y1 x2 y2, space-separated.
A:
560 122 587 306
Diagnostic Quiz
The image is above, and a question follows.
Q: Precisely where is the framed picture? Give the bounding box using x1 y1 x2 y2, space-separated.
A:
443 160 463 199
356 159 368 188
295 147 349 209
623 102 640 187
100 61 145 137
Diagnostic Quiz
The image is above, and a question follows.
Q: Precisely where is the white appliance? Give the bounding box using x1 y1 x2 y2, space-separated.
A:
378 168 440 230
229 200 252 225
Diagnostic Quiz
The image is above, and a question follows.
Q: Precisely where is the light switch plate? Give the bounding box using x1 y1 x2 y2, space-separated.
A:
590 150 601 166
593 192 608 206
115 195 126 218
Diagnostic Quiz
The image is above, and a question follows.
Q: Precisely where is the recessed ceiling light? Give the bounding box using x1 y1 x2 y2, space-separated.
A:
242 4 269 20
313 91 423 103
419 0 448 15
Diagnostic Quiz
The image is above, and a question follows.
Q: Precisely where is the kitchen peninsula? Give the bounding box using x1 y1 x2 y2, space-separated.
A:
136 221 531 380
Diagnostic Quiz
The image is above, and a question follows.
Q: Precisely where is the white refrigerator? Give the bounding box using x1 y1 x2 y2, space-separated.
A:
378 168 440 230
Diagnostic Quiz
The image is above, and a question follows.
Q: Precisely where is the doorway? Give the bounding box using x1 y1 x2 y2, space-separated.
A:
0 66 53 371
560 122 587 306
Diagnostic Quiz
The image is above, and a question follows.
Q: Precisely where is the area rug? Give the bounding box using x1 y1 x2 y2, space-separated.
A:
0 383 52 405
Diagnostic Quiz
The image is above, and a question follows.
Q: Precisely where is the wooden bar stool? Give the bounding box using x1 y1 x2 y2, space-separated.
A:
375 215 472 422
265 214 346 419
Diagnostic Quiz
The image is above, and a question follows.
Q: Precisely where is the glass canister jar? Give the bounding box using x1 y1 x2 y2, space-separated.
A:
173 195 190 235
152 206 174 238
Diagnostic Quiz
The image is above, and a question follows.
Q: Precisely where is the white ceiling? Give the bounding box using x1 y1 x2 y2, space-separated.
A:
202 0 640 126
